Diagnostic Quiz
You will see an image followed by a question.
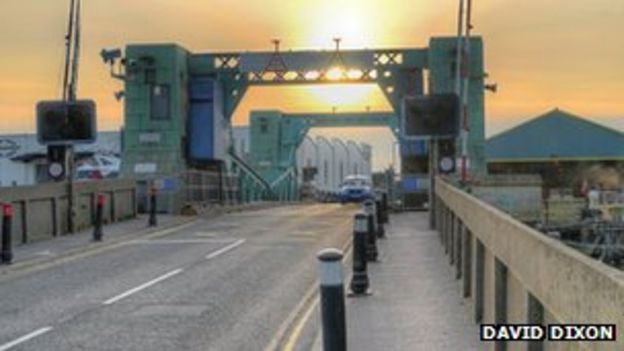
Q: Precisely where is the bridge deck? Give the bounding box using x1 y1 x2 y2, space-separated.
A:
344 211 481 350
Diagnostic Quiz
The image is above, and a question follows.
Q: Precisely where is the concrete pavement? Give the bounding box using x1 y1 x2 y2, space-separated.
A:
296 211 482 351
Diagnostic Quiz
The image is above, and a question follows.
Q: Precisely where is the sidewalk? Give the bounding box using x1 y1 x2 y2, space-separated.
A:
330 211 482 350
0 214 195 276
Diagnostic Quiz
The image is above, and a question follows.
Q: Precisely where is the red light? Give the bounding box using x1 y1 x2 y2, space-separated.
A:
97 194 106 206
2 204 13 217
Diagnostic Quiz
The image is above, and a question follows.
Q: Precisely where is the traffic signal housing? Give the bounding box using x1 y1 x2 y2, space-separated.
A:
401 94 460 140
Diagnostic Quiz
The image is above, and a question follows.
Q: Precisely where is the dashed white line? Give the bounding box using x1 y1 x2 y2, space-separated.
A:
102 269 183 305
103 239 244 306
205 239 246 260
0 327 53 351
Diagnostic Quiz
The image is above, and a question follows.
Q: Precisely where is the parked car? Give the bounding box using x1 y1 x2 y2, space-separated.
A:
338 175 374 203
76 154 120 180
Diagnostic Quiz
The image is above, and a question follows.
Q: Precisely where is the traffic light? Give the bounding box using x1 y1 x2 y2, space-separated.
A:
37 100 96 145
437 138 456 174
402 94 460 139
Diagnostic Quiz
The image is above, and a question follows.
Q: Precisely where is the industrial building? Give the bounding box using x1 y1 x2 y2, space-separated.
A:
487 108 624 193
232 126 372 195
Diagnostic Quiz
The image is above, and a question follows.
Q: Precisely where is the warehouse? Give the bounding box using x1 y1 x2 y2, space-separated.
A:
487 108 624 195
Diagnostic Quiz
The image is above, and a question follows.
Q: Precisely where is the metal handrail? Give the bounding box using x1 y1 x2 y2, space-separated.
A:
270 167 295 188
227 150 273 196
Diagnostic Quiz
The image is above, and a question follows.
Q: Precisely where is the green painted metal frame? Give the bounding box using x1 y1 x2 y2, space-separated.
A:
116 37 486 203
188 48 429 118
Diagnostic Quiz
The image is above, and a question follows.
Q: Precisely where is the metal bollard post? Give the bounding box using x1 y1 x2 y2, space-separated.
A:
381 192 389 224
350 212 370 296
317 248 346 351
93 194 104 242
1 203 14 265
375 198 386 238
148 186 158 227
363 200 378 262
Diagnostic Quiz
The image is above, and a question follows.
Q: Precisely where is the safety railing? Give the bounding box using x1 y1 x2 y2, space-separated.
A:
434 177 624 350
270 167 298 202
227 151 274 202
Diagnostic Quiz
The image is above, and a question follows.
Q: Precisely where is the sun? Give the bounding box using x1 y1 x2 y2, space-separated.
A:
303 4 372 49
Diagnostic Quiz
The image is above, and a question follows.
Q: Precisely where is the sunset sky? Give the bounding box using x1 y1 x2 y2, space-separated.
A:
0 0 622 168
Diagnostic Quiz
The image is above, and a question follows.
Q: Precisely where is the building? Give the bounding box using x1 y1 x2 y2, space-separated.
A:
232 126 372 193
0 131 121 187
486 109 624 193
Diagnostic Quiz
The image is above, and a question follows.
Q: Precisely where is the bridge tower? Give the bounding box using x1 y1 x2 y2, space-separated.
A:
105 36 486 211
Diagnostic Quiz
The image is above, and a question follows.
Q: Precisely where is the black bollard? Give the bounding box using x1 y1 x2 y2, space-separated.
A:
317 248 346 351
363 200 378 262
148 186 157 227
381 192 389 224
375 198 386 238
1 203 13 265
350 212 369 296
93 194 104 242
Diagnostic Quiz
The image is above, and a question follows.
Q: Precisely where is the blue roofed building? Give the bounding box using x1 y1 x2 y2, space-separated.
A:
486 108 624 193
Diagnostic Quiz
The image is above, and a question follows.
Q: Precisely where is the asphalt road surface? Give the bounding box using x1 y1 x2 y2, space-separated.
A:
0 204 355 351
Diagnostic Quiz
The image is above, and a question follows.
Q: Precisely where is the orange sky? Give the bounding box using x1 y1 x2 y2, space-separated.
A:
0 0 622 168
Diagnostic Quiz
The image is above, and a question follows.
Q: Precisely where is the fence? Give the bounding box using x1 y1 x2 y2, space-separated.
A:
435 177 624 350
0 179 137 244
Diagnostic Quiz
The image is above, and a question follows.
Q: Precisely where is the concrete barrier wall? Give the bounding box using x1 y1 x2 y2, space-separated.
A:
436 178 624 351
0 179 137 244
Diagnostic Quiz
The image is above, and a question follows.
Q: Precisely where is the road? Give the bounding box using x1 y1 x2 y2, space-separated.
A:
0 204 355 351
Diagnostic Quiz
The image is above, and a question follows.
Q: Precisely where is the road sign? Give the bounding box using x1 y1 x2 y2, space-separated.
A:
36 100 96 145
48 162 65 179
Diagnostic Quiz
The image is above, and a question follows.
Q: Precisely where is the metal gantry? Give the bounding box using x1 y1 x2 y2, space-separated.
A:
103 36 487 207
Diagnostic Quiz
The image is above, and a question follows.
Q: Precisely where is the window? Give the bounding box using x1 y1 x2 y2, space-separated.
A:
151 84 170 120
259 118 269 134
145 69 156 84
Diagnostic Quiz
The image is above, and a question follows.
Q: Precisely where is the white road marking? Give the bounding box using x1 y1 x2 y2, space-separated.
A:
103 269 183 305
205 239 246 260
0 327 53 351
129 239 233 245
33 250 54 257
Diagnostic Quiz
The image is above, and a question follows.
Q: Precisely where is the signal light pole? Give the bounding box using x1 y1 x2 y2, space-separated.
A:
1 204 14 265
